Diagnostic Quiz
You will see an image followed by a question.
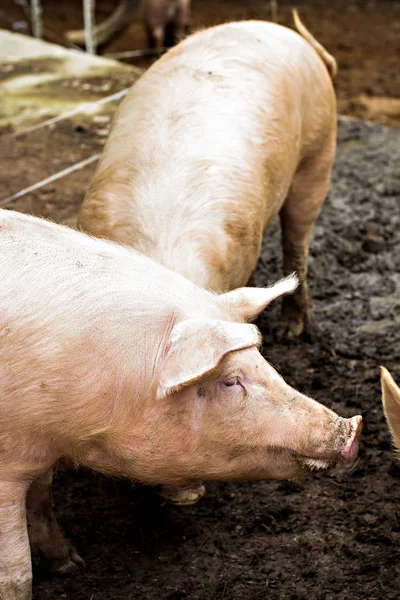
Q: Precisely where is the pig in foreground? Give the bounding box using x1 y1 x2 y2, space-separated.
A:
78 13 338 504
0 209 361 599
66 0 190 51
381 367 400 451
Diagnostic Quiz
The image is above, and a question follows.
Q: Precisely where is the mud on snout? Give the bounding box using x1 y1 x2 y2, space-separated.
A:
288 415 362 475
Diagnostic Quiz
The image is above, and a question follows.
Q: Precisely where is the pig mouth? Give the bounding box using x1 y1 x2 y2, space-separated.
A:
268 447 338 474
270 447 338 474
290 416 362 473
295 455 336 472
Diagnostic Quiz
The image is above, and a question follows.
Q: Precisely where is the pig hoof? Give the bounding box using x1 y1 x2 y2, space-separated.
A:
31 541 84 576
276 309 315 341
159 484 206 506
51 550 85 576
50 551 85 577
275 319 304 340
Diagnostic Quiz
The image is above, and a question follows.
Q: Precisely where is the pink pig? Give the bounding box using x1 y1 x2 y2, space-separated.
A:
0 209 361 599
78 13 338 504
142 0 190 50
66 0 190 51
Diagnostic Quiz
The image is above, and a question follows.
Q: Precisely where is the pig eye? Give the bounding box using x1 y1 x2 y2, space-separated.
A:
222 378 241 388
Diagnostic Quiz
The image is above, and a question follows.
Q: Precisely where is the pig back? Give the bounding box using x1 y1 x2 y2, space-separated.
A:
78 20 336 292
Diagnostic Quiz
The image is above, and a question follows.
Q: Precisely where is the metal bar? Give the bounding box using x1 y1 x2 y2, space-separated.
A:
8 3 82 49
30 0 43 39
83 0 96 55
105 48 167 60
1 154 101 206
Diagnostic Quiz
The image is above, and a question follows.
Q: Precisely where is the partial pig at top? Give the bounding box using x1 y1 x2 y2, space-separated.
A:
142 0 190 51
65 0 190 51
0 210 362 600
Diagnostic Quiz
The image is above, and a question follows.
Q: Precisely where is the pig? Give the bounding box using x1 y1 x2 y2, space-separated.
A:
381 367 400 451
66 0 190 51
77 12 337 504
142 0 190 51
0 209 361 600
78 11 337 342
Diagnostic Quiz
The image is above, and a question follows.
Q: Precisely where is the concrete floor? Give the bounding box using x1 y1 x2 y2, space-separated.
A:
0 28 140 132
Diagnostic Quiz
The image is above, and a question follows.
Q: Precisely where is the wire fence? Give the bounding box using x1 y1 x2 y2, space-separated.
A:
0 154 102 207
28 0 97 54
1 1 143 206
1 1 280 207
0 85 135 206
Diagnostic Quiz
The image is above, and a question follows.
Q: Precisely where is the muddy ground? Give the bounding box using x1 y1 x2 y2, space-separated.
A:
0 1 400 599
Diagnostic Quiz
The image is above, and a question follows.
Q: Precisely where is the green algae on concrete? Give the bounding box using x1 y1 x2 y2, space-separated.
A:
0 29 142 133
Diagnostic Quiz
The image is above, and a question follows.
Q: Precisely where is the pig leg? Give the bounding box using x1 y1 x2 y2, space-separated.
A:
246 271 257 287
278 136 336 338
26 469 84 575
165 2 190 47
146 23 166 52
0 481 32 600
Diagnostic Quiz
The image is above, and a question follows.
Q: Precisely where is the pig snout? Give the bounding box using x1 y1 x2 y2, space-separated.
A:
325 414 362 467
340 415 362 463
297 414 362 474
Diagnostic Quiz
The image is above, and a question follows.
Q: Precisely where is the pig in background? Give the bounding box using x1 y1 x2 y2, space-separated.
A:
143 0 190 50
0 209 362 600
78 12 337 503
66 0 190 52
381 367 400 452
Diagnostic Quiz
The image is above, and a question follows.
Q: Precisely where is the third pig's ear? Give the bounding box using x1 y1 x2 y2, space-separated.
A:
220 274 299 322
381 367 400 452
158 318 260 397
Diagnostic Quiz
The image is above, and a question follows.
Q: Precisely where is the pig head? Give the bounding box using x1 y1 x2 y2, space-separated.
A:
148 276 362 484
57 272 361 487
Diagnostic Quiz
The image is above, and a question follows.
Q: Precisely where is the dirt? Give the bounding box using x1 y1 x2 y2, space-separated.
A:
0 1 400 599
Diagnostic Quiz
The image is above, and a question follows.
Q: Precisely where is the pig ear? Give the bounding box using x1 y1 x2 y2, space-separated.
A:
220 274 299 321
381 367 400 452
158 319 260 397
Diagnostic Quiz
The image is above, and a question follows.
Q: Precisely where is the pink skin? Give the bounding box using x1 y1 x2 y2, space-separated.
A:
0 210 362 598
341 416 362 462
106 347 362 486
